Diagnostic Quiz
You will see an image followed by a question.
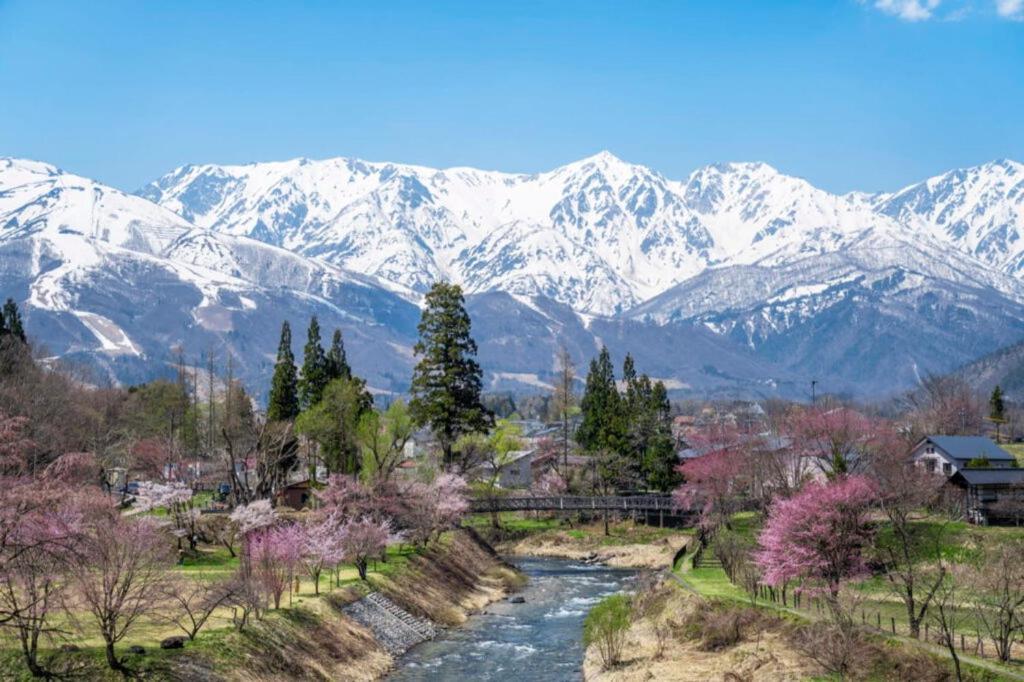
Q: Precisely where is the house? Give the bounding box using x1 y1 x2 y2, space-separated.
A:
910 436 1016 477
947 468 1024 525
490 449 537 488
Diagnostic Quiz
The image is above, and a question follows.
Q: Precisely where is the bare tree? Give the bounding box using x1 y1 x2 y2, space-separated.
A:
930 568 969 682
159 575 236 641
69 515 171 673
901 374 983 439
868 431 950 638
550 346 577 479
967 541 1024 663
222 418 295 504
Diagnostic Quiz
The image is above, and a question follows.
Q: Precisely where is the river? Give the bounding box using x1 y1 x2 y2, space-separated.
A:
388 556 637 681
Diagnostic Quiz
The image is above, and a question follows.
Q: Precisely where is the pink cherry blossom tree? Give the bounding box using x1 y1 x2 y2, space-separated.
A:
756 476 876 617
301 515 345 594
338 516 393 580
533 469 567 496
673 425 748 530
248 523 303 608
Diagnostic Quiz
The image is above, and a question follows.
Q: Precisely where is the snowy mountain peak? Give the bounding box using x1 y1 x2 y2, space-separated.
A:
134 152 1024 315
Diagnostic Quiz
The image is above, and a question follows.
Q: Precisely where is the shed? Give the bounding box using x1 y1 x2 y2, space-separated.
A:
275 479 314 511
947 468 1024 524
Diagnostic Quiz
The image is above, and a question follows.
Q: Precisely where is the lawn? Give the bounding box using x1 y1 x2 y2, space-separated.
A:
1002 443 1024 466
0 528 429 680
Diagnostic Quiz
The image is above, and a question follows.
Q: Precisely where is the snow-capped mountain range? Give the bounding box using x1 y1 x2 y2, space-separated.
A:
2 152 1023 397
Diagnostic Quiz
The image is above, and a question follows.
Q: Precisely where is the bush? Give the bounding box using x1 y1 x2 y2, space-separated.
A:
583 594 632 670
681 599 763 651
966 457 991 469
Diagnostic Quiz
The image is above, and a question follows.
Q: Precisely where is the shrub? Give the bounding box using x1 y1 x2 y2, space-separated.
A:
583 594 632 670
966 456 991 469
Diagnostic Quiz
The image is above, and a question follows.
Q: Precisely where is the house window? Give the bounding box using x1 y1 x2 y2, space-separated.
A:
942 462 951 475
925 459 936 473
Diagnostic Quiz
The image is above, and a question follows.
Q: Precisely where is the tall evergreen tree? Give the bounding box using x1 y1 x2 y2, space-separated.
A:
298 316 329 409
325 329 351 382
2 298 25 342
642 380 681 491
409 282 492 468
267 321 299 421
576 346 627 456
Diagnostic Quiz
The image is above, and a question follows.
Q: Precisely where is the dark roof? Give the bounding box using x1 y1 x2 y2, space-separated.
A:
924 436 1015 462
949 468 1024 487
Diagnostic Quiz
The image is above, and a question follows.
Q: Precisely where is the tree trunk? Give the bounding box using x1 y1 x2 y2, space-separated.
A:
603 508 609 536
104 640 127 674
357 558 368 580
19 633 45 678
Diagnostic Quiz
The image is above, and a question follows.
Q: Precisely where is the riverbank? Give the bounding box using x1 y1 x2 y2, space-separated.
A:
582 575 817 681
184 528 523 681
491 518 693 570
1 529 521 681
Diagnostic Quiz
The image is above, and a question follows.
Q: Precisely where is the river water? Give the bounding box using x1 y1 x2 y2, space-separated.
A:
388 556 637 681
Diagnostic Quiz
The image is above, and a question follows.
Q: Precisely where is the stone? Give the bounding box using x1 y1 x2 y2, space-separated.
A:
508 596 526 604
60 644 80 653
160 636 187 650
127 645 146 655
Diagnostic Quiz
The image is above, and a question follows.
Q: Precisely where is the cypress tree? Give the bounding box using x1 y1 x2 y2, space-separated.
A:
409 282 492 468
325 329 351 381
267 321 299 421
2 298 25 342
298 316 328 409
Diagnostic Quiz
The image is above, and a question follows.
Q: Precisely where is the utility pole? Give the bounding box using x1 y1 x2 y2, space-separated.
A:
811 380 818 406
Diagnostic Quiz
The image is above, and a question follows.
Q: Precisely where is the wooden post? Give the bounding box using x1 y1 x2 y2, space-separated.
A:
876 612 881 629
891 617 896 635
861 610 865 624
960 634 965 652
659 508 664 528
925 623 929 640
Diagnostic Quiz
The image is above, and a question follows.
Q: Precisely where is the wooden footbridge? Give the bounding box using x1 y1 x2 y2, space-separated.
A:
469 494 691 518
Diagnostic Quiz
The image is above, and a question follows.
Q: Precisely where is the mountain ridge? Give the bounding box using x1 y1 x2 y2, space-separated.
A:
4 153 1024 398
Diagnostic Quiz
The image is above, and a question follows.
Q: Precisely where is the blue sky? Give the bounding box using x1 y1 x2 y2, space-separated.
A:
0 1 1021 193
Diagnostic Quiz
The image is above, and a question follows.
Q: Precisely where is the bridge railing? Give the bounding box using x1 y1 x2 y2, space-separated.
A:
468 494 682 513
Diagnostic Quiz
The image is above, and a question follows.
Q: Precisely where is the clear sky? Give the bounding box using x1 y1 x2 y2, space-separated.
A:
0 0 1021 193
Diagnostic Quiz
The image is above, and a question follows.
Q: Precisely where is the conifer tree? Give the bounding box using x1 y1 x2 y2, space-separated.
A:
298 316 328 409
642 381 680 491
576 346 627 456
2 298 25 342
325 329 351 382
409 282 492 468
267 321 299 422
990 385 1006 442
